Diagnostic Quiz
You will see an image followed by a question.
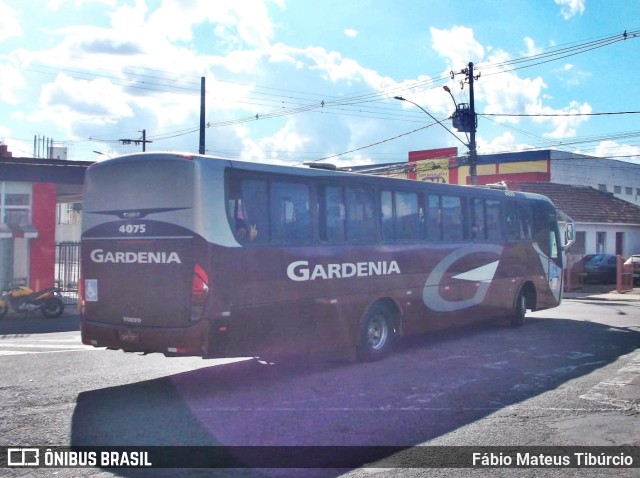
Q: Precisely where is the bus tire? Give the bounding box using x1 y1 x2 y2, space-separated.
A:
511 290 527 327
356 304 394 362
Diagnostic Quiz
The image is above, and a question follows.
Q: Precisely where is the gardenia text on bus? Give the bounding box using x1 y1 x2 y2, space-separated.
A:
90 249 182 264
287 260 400 282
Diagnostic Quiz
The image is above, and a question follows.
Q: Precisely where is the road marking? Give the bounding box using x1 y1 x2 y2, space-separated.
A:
0 335 97 355
579 350 640 411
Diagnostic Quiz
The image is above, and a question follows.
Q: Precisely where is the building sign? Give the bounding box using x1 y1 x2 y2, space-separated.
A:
414 158 450 183
408 148 458 184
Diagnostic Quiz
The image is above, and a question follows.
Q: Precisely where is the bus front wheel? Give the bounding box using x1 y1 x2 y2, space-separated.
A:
356 304 394 362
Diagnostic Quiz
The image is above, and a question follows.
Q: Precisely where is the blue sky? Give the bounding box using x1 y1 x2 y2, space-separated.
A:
1 0 639 166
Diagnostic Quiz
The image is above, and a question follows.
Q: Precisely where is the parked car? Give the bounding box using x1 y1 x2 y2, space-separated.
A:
584 254 618 284
624 255 640 286
568 254 596 288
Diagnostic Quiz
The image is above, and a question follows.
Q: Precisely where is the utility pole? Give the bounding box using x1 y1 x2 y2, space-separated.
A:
119 129 152 151
448 62 480 185
199 77 206 155
467 62 478 185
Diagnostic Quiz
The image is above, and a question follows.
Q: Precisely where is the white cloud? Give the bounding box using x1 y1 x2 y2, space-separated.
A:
31 74 134 135
537 100 591 138
7 0 627 166
13 0 286 141
241 118 312 164
592 140 640 163
145 0 280 48
306 47 372 85
0 61 25 105
523 37 543 56
479 54 548 120
450 37 594 141
430 26 484 69
48 0 117 11
555 0 586 20
556 63 591 87
476 131 533 155
0 1 21 41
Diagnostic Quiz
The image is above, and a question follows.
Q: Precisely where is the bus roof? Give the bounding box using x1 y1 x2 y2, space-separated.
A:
88 151 555 205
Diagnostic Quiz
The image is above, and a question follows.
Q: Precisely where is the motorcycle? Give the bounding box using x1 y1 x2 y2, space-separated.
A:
0 285 65 319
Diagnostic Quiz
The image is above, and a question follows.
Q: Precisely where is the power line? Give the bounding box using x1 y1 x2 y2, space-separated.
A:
11 28 640 164
482 111 640 117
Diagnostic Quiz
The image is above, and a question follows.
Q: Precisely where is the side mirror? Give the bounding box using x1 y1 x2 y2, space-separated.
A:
564 223 575 247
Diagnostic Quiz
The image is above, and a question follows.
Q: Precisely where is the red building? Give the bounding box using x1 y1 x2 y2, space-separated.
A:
0 149 87 290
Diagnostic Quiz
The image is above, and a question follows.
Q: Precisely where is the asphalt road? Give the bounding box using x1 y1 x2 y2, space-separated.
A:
1 298 639 478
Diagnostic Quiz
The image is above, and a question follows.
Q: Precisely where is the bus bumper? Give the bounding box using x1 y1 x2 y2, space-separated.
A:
80 318 210 357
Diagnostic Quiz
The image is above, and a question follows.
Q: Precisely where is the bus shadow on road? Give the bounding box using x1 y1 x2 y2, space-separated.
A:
0 312 79 335
71 316 640 476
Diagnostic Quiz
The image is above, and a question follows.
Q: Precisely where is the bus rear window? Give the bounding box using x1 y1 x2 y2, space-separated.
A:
84 158 193 213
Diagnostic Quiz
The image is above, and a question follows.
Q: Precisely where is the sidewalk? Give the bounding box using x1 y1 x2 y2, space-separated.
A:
564 284 640 301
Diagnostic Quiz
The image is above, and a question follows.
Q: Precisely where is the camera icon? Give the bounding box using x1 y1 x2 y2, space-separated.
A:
7 448 40 467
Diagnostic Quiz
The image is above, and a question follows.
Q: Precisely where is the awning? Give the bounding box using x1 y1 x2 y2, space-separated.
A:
0 224 38 239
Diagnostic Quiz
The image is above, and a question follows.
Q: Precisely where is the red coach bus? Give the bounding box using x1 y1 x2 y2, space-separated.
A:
80 152 572 361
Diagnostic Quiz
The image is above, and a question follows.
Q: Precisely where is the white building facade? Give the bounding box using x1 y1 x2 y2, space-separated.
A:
550 152 640 207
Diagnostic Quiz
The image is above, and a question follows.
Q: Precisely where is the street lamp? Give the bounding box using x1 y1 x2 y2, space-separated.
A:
92 151 113 159
393 96 467 148
442 85 457 108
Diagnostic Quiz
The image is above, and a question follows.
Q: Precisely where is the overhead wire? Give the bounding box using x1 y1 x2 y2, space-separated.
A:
12 29 640 162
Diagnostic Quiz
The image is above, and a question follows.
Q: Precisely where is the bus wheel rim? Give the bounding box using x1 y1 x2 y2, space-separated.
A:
367 315 388 350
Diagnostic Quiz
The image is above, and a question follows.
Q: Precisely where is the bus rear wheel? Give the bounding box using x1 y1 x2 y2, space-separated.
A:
511 290 527 327
356 304 394 362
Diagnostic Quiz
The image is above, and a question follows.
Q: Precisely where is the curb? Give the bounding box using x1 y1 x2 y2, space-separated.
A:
564 293 640 302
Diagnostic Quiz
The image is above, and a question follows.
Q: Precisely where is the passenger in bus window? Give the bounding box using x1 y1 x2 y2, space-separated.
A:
471 223 482 239
236 219 258 242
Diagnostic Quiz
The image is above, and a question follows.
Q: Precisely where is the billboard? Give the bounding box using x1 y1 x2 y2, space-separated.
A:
408 148 458 183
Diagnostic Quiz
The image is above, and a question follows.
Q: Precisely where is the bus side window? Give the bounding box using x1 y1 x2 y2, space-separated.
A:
271 181 311 244
486 199 502 240
505 200 519 241
345 186 376 242
319 185 346 242
396 191 422 240
233 178 269 243
442 195 463 241
471 198 485 240
380 190 394 241
426 194 442 241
